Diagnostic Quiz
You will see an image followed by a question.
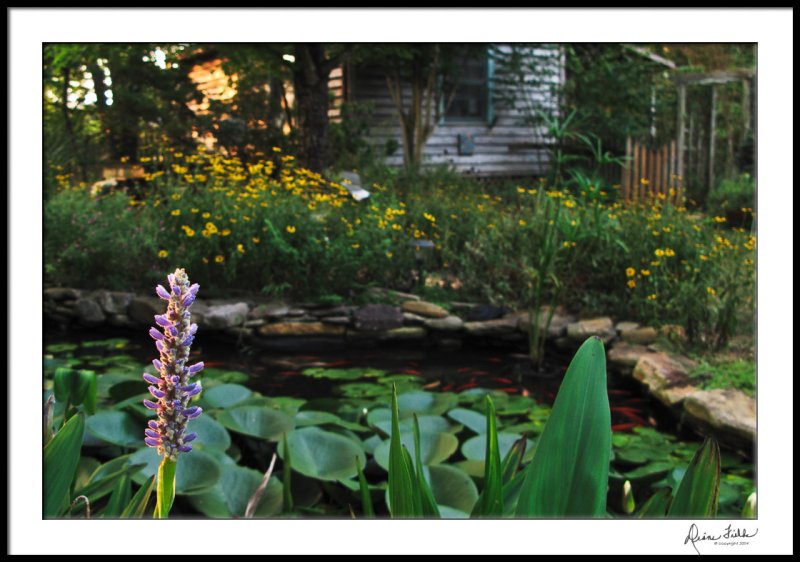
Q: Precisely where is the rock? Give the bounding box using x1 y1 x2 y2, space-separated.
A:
252 337 346 352
402 312 428 326
310 306 354 318
258 322 346 337
97 291 134 315
607 342 651 370
353 304 404 331
424 315 464 331
448 302 478 312
108 314 134 328
401 300 449 319
287 308 307 317
128 296 166 326
250 303 291 319
683 389 756 445
75 298 105 326
377 327 427 341
243 319 266 328
465 304 509 322
44 287 81 301
518 308 576 338
224 326 254 338
203 303 250 330
632 352 698 407
615 321 640 333
365 287 420 302
464 315 520 336
321 316 352 326
621 326 659 345
567 317 616 343
54 305 77 318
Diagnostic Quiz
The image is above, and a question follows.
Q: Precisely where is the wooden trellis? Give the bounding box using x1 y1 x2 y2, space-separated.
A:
620 137 683 204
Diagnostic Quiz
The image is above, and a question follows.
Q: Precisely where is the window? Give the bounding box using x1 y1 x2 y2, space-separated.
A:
443 52 492 123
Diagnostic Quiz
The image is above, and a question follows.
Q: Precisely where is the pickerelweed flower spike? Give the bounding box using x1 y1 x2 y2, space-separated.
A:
143 268 204 460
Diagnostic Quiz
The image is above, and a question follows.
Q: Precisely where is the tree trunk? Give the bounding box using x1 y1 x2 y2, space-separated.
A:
293 44 331 173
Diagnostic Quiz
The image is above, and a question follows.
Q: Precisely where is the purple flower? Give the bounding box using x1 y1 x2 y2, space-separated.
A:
143 268 203 460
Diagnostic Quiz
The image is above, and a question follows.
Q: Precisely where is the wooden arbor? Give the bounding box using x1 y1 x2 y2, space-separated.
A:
674 68 756 200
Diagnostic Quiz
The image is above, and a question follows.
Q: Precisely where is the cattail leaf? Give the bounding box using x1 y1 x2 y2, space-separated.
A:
636 487 672 518
43 413 85 517
413 414 440 517
516 337 612 517
75 463 147 503
121 475 155 518
356 458 374 518
388 384 418 517
82 371 97 415
102 475 132 518
282 433 293 513
667 438 721 518
500 436 527 484
471 396 504 517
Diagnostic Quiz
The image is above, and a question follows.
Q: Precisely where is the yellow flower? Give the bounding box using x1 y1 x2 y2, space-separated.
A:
699 254 709 261
221 229 231 237
385 251 393 259
625 267 636 277
563 199 576 209
516 186 526 194
654 249 665 258
202 212 211 219
423 213 436 223
627 280 636 289
252 236 260 244
158 250 168 259
205 222 218 234
665 248 676 257
518 219 527 227
713 216 727 223
237 244 245 254
171 209 181 216
191 208 199 213
707 286 716 296
646 294 657 301
286 225 296 234
182 226 196 237
640 178 650 186
215 255 225 263
140 156 151 163
641 269 650 276
351 243 360 249
392 224 402 231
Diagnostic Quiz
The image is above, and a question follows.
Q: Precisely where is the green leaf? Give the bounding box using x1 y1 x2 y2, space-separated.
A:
278 427 366 481
461 433 533 462
217 406 295 441
388 385 418 517
373 415 456 436
103 475 132 518
374 430 459 471
83 372 97 415
427 464 479 514
622 480 636 515
741 491 756 518
75 463 147 503
667 438 721 518
356 458 374 518
447 408 488 434
43 413 85 517
188 464 283 518
397 391 458 416
202 384 253 409
53 367 96 407
155 458 177 518
413 415 440 517
129 447 222 495
281 433 293 513
636 487 672 518
516 337 612 517
202 368 249 384
472 396 503 517
188 414 231 452
85 411 142 447
500 436 527 484
121 476 155 518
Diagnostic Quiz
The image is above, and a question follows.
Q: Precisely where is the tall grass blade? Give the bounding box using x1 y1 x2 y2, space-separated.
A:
471 395 504 517
667 438 720 518
44 412 85 517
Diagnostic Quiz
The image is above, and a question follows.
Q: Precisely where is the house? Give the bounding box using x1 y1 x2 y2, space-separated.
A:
332 44 565 177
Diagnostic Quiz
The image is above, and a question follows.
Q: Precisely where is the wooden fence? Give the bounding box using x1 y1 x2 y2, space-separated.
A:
620 137 683 205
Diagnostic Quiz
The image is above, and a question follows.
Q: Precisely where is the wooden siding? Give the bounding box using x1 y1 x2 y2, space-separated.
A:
334 45 563 177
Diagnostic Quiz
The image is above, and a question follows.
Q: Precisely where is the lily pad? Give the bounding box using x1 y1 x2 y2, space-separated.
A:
447 408 487 434
85 411 143 447
295 410 369 432
373 415 456 436
202 368 250 384
279 426 366 481
129 447 222 495
373 431 459 471
217 406 295 441
188 464 283 517
202 384 253 409
302 367 385 380
396 391 458 416
427 464 479 513
337 382 391 398
189 414 231 452
82 338 131 349
462 433 534 462
458 388 510 411
46 343 79 354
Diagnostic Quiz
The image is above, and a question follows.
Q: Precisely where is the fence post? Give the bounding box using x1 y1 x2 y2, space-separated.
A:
621 136 632 200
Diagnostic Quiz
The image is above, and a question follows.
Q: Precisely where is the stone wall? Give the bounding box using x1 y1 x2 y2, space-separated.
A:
44 286 755 451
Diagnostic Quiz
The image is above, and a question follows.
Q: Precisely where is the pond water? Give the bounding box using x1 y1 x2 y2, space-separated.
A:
43 327 755 518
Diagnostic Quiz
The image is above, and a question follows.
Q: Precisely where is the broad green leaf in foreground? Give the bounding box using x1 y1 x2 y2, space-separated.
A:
516 337 612 517
667 438 721 518
44 413 85 517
